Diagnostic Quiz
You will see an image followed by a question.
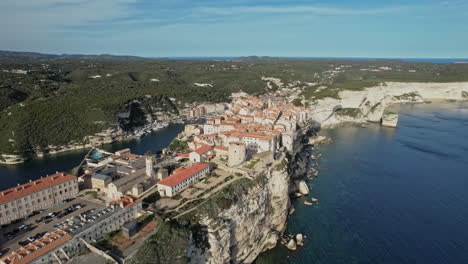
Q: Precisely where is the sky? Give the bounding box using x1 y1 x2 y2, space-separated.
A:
1 0 468 58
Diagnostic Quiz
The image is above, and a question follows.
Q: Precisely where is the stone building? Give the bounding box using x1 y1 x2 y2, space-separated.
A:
228 141 246 167
157 163 210 197
0 195 142 264
0 173 78 225
189 145 213 163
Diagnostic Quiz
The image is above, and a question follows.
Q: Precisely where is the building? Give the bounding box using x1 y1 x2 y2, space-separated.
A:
90 173 112 192
0 173 78 225
228 142 246 167
157 163 210 197
0 195 142 264
0 229 72 264
189 145 212 163
83 149 158 201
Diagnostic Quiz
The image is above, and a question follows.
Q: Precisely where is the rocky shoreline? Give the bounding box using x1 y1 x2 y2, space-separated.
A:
244 82 468 259
311 81 468 129
0 118 176 165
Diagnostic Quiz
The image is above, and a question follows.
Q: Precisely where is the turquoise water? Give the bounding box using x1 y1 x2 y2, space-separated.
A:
256 101 468 264
0 123 184 190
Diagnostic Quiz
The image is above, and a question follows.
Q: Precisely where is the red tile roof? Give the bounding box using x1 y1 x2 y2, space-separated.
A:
0 173 76 205
158 163 209 187
193 145 212 155
109 194 141 208
0 229 72 264
214 146 229 151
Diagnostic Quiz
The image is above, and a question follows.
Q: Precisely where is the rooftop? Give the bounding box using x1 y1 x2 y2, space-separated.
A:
158 163 209 187
193 145 212 155
0 173 76 205
0 229 72 264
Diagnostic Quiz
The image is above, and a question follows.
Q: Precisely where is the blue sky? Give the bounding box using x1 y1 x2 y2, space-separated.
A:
1 0 468 58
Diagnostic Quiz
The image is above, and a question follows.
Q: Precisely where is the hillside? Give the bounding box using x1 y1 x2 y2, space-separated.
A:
1 51 468 158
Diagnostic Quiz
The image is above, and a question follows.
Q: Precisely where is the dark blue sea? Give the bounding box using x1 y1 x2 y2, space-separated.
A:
256 101 468 264
0 124 184 190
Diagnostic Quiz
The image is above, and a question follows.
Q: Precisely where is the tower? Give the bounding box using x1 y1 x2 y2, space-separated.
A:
228 141 246 167
145 153 154 177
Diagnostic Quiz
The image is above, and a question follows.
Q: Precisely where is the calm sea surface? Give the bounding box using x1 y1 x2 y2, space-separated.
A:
0 123 184 190
256 101 468 264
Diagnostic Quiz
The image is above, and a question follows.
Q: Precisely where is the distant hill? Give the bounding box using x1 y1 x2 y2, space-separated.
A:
233 56 283 62
0 50 146 61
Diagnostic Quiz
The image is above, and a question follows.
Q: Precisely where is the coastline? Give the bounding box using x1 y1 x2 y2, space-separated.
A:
251 82 468 261
0 119 176 165
2 81 467 165
256 101 468 263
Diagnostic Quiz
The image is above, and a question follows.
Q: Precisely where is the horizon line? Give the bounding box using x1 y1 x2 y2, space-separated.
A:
1 49 468 61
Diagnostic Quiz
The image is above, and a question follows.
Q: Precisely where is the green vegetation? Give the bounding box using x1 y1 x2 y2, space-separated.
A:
143 192 161 204
394 92 420 100
275 158 288 171
131 220 190 264
2 54 468 156
335 108 362 118
291 98 303 106
168 138 189 152
370 102 382 113
198 178 255 219
463 91 468 98
385 111 397 115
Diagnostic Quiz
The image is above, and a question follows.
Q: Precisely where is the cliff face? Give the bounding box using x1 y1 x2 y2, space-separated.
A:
186 129 312 264
311 82 468 127
187 167 291 264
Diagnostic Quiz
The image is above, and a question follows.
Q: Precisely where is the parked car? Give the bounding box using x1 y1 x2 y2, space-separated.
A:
19 224 29 230
18 240 29 246
27 236 36 242
35 219 43 224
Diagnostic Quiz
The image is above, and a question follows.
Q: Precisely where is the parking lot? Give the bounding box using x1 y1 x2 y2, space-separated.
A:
0 197 103 255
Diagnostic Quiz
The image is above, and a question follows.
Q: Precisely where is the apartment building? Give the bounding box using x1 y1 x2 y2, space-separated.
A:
0 173 78 225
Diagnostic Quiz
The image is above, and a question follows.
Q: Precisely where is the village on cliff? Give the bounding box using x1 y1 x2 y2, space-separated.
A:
0 92 312 264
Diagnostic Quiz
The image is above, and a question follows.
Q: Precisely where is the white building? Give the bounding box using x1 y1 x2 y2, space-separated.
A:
157 163 209 197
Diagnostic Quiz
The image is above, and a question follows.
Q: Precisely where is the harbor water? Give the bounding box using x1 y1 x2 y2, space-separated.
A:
256 101 468 264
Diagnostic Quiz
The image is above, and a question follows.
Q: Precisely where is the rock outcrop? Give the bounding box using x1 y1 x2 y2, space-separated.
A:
296 180 310 195
382 113 399 127
187 166 291 264
286 239 297 250
310 82 468 128
186 125 315 264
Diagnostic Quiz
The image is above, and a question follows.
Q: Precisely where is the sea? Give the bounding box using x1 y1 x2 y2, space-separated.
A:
1 101 468 264
0 123 184 190
255 101 468 264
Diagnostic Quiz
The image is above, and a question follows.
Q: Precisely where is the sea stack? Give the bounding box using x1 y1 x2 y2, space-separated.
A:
382 112 399 127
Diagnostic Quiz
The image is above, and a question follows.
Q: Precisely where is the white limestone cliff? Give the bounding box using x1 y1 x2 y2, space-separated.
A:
187 166 291 264
310 82 468 128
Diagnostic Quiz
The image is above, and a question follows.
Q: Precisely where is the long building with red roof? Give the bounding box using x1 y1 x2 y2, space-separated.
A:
0 173 78 225
157 163 209 197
